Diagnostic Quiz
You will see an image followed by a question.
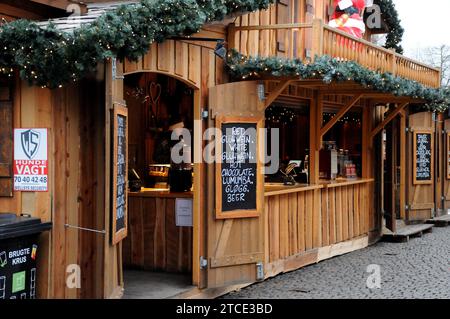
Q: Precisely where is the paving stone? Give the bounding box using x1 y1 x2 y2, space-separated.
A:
222 227 450 299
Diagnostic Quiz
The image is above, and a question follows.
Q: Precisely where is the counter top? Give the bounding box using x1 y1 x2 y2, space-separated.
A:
128 188 193 198
319 178 375 188
264 183 324 197
264 178 374 196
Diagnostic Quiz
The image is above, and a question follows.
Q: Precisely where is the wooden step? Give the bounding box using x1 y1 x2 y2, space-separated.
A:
426 214 450 227
383 224 434 243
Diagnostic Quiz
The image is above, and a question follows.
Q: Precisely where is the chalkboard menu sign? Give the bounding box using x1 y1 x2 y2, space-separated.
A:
216 117 263 219
112 105 128 244
413 131 433 185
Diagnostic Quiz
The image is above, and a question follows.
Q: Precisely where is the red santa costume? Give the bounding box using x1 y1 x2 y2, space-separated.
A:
328 0 366 38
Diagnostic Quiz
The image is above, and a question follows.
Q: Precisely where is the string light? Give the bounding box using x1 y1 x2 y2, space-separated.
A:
0 0 276 88
266 106 298 125
224 49 450 113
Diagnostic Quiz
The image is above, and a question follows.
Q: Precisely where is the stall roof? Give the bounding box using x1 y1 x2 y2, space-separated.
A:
35 0 236 32
36 1 139 32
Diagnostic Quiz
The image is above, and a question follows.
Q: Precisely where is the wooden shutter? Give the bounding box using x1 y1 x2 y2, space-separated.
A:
207 82 265 289
406 112 435 221
0 83 13 197
442 119 450 211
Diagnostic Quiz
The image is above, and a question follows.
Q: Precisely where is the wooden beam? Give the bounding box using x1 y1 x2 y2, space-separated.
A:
370 102 409 139
320 94 362 138
264 80 293 109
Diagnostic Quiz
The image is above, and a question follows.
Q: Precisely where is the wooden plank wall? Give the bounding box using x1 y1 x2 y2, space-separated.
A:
232 1 336 59
122 26 227 89
49 76 106 299
0 73 106 299
264 182 371 269
124 196 193 273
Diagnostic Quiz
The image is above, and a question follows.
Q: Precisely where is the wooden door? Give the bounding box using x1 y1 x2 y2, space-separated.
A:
207 82 265 288
442 118 450 213
406 112 435 222
103 58 126 298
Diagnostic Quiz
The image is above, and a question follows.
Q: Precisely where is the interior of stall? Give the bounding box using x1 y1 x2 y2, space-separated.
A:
122 72 195 299
264 96 364 188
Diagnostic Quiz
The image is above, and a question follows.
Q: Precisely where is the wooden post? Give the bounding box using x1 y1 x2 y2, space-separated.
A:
309 91 323 184
228 23 236 50
362 100 372 179
390 50 397 77
399 110 406 220
311 19 324 62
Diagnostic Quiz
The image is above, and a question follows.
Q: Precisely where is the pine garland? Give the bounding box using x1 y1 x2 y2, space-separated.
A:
0 0 405 89
376 0 404 54
0 0 275 88
224 49 450 112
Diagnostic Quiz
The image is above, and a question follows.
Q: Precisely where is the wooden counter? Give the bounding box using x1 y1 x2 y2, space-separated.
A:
128 188 193 198
264 179 374 197
265 183 324 197
319 178 375 188
123 189 193 273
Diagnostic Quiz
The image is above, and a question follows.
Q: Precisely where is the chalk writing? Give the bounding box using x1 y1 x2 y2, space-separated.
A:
221 123 257 212
415 132 432 182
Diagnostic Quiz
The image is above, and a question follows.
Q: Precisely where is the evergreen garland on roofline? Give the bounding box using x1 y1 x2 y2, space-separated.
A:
375 0 404 54
0 0 275 88
224 49 450 112
0 0 405 89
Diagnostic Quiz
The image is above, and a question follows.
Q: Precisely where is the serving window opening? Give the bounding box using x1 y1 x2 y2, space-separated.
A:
264 102 311 186
320 109 363 181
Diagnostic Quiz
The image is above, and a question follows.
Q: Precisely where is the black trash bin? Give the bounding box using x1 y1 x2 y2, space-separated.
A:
0 213 52 299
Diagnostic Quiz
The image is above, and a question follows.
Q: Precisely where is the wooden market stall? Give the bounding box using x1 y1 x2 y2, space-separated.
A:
0 0 447 299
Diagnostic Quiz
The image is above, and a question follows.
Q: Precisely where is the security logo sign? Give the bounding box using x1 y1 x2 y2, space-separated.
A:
14 128 48 192
20 130 41 160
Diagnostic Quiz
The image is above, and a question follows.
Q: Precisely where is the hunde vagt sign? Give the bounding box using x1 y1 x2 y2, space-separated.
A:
13 128 48 192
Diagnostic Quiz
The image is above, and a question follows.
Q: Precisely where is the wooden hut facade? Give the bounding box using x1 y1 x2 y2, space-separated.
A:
0 0 446 299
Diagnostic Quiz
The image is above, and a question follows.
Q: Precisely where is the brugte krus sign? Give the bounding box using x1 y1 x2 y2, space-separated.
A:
13 129 48 192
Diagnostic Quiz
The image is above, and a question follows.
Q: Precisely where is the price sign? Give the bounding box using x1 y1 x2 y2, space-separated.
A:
112 105 128 244
216 116 263 219
413 131 433 185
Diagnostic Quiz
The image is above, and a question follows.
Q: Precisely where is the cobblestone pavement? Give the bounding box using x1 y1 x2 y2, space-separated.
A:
223 227 450 299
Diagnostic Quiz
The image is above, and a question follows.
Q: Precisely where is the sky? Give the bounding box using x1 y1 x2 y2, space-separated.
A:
394 0 450 58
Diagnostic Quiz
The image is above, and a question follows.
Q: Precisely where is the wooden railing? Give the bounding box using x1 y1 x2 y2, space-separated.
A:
229 19 441 88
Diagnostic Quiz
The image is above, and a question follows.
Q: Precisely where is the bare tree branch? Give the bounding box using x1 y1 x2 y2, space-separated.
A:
416 45 450 88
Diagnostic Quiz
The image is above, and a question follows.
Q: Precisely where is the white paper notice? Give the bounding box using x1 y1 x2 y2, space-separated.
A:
14 128 48 192
176 198 193 227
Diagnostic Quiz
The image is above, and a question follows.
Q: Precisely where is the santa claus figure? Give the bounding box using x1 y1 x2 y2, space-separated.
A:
328 0 366 38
